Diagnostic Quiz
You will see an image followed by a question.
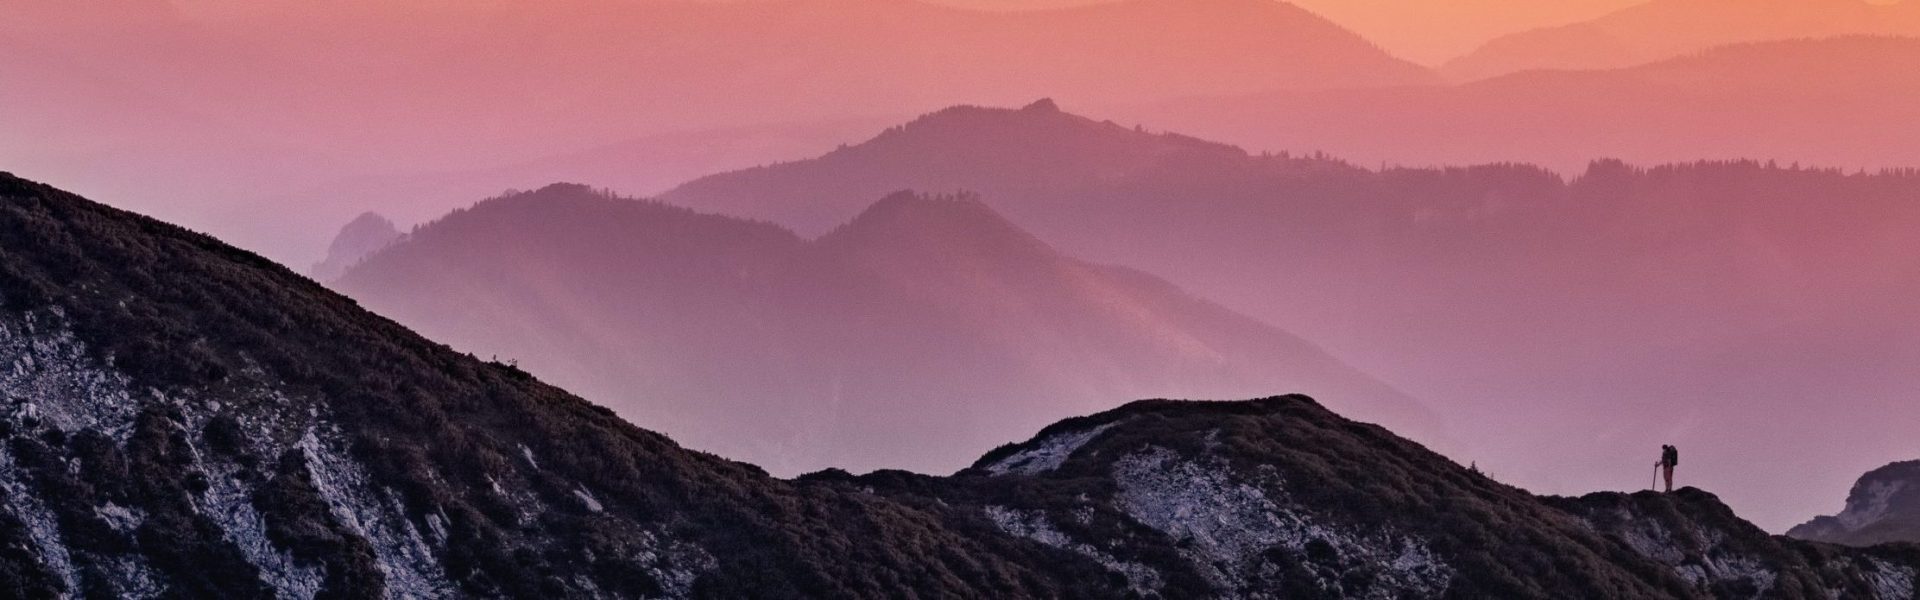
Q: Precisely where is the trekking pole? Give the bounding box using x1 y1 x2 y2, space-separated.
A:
1651 464 1659 491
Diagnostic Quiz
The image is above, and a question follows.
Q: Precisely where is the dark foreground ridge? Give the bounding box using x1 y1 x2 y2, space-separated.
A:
1790 461 1920 548
0 172 1915 598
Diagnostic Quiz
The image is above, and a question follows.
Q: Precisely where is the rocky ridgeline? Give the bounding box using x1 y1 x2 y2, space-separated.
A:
1 172 1917 598
1791 461 1920 548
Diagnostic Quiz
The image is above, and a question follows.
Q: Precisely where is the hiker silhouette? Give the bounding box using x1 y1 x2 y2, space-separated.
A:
1655 445 1679 492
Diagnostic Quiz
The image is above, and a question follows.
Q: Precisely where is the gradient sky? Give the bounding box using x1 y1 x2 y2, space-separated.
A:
6 0 1919 534
143 0 1648 63
901 0 1649 63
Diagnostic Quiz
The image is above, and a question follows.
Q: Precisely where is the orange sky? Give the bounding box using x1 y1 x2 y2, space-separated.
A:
926 0 1647 63
1284 0 1645 62
108 0 1919 64
162 0 1645 64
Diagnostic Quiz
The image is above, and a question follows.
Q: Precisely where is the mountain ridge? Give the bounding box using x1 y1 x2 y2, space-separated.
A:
1791 461 1920 547
335 183 1445 476
4 0 1436 268
658 99 1920 532
1440 0 1920 81
1 170 1916 596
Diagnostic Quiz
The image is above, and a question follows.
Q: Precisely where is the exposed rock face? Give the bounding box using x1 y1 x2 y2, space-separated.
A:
863 397 1920 599
1557 489 1920 599
0 173 1125 598
1791 461 1920 548
2 171 1917 598
308 212 401 282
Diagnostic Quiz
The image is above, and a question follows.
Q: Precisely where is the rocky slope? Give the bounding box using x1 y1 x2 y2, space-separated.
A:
661 98 1920 531
2 171 1915 598
0 172 1165 598
835 398 1920 599
1791 461 1920 548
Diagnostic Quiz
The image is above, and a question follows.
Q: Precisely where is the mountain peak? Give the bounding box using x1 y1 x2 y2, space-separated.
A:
309 211 402 281
823 191 1052 255
856 190 1000 222
1021 97 1060 113
1789 459 1920 546
663 101 1249 236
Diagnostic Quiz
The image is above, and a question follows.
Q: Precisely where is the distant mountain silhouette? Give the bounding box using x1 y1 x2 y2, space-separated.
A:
1442 0 1920 81
333 184 1441 475
1134 36 1920 174
666 98 1249 236
664 100 1920 531
5 172 1915 596
1792 461 1920 547
3 0 1433 267
309 211 401 282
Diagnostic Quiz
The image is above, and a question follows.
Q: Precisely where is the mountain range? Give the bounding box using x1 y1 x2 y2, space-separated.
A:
663 99 1920 531
12 0 1920 272
1 0 1430 267
1134 36 1920 173
2 170 1916 596
1442 0 1920 81
330 183 1440 476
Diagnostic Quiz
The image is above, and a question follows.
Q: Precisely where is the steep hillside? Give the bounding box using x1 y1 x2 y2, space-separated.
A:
1441 0 1920 81
1 172 1914 596
0 172 1149 598
334 184 1438 476
1791 461 1920 547
662 100 1920 530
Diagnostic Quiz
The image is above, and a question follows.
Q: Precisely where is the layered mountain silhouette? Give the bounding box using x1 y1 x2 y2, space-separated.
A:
1137 36 1920 173
1442 0 1920 81
1 173 1914 596
664 100 1920 531
331 184 1440 475
309 212 401 282
1792 461 1920 547
3 0 1431 267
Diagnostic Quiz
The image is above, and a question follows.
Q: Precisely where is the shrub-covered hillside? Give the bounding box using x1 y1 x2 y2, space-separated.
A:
0 171 1913 598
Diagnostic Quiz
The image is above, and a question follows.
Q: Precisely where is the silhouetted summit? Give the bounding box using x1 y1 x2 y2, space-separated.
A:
664 101 1249 235
822 191 1054 258
661 99 1920 531
336 184 1439 475
309 211 401 281
1791 461 1920 547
